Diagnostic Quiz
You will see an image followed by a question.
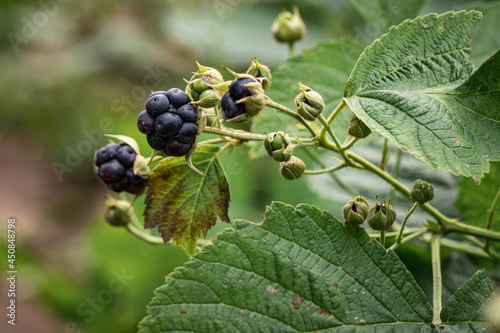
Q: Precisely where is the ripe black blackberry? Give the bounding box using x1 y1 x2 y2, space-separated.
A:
95 142 147 194
138 88 198 156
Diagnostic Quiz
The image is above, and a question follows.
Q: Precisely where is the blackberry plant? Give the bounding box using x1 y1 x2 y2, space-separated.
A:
93 6 500 333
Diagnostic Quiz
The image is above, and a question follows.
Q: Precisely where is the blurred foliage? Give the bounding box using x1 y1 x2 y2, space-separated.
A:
1 0 500 332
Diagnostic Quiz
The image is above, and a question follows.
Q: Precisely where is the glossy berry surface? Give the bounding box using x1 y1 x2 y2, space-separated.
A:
94 142 147 194
228 78 253 100
166 88 191 108
137 89 198 156
137 110 155 134
221 92 244 119
146 94 170 117
155 113 183 138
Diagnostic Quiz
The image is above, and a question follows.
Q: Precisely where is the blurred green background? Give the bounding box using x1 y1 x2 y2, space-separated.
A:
0 0 499 332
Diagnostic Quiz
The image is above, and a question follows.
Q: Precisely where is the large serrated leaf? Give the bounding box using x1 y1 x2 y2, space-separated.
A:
144 145 230 255
344 11 500 181
139 202 438 332
441 270 494 325
249 40 366 158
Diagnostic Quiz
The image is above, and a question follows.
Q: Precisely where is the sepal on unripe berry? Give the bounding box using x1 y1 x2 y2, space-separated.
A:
279 156 305 180
271 5 306 44
295 83 325 121
367 199 396 231
342 196 369 226
104 197 133 227
347 115 371 138
264 131 294 162
410 179 434 205
246 57 272 90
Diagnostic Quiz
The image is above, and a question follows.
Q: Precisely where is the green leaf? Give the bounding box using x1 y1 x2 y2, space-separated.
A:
441 270 495 325
344 11 500 181
456 162 500 249
348 0 425 33
250 39 366 158
139 202 437 332
144 145 230 255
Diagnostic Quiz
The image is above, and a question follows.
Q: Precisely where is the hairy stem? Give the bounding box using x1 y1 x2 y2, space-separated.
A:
203 126 266 141
302 148 358 197
387 149 403 203
388 229 428 251
379 138 389 170
431 235 442 325
265 99 318 137
380 230 386 247
396 202 419 244
319 99 347 142
304 163 348 175
318 115 350 164
126 224 164 244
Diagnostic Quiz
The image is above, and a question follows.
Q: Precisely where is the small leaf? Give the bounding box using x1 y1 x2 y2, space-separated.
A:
441 270 495 323
104 134 141 155
344 11 500 180
144 145 230 255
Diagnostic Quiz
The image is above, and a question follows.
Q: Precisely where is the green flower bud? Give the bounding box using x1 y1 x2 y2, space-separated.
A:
410 179 434 205
271 5 306 44
193 78 211 93
190 89 220 108
279 156 306 180
264 131 294 162
246 57 272 90
295 82 325 121
367 200 396 231
342 196 370 226
104 197 133 227
347 115 371 138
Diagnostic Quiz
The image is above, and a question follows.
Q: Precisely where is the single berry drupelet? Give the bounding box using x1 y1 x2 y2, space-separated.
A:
95 142 147 194
137 89 199 156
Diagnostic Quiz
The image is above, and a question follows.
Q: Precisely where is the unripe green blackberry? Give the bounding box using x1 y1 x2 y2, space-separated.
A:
410 180 434 205
264 131 294 162
367 200 396 231
342 196 370 226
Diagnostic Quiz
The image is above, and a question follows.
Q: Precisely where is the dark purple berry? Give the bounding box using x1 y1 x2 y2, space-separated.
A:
229 78 253 100
126 182 146 194
117 145 136 168
95 143 121 166
176 123 198 144
137 110 155 134
99 159 125 181
167 104 177 114
125 167 144 184
165 138 192 157
155 113 183 138
146 94 170 117
221 93 244 119
107 177 129 192
147 91 167 99
146 132 168 151
166 88 191 108
177 104 198 123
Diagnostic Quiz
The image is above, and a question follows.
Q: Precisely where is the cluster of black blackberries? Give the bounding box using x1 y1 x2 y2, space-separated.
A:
137 88 199 156
95 142 147 194
221 78 254 120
